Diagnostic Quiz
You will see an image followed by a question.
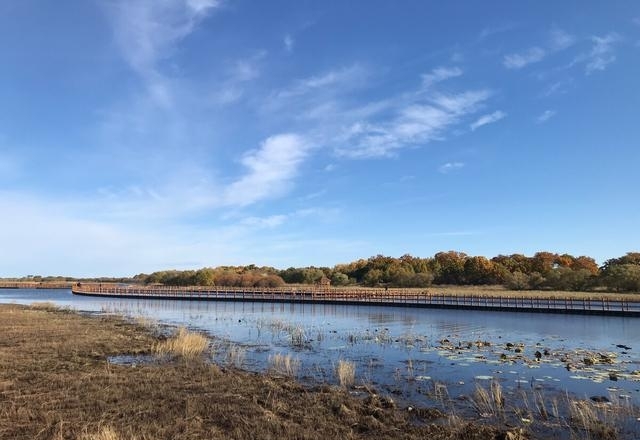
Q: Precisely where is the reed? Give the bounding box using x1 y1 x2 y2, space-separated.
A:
153 327 208 360
269 353 300 377
289 325 306 347
568 399 617 440
472 380 504 417
336 359 356 388
225 343 246 368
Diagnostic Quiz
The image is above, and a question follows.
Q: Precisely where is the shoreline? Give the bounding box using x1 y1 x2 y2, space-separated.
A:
1 303 638 439
0 303 513 440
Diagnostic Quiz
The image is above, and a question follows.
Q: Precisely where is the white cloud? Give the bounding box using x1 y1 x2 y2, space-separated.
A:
231 59 261 82
336 90 491 158
269 64 368 105
470 110 506 131
224 134 310 206
209 52 266 105
0 189 317 276
549 29 576 51
284 34 294 52
438 162 465 174
503 47 546 69
541 79 573 97
585 33 620 74
502 29 573 72
421 66 463 87
240 214 288 228
536 109 557 123
187 0 220 14
478 23 517 40
105 0 220 105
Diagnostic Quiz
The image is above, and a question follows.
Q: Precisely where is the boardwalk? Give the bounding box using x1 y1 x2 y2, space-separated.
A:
71 284 640 317
0 281 72 289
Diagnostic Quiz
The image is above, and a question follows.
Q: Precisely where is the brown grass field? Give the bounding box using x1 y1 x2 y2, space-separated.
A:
0 304 523 440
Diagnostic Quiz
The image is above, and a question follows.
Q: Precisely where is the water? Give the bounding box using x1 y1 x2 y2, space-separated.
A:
2 289 640 411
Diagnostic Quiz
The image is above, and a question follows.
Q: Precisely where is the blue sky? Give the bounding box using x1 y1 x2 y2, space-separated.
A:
1 1 639 277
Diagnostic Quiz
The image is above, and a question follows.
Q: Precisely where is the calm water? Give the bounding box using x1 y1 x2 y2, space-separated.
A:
2 289 639 410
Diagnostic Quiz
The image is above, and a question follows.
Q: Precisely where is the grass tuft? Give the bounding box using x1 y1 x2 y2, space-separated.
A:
269 353 300 377
30 301 59 311
336 359 356 388
81 426 121 440
153 327 208 360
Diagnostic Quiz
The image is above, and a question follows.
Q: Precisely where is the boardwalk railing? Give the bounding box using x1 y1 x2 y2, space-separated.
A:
70 284 640 317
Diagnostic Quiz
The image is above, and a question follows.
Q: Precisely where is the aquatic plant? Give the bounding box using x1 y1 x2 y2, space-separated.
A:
336 359 356 388
224 343 246 368
269 353 300 377
289 325 306 348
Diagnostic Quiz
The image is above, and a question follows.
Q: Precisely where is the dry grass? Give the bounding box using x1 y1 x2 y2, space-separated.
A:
568 399 617 440
471 381 504 418
336 359 356 388
29 301 60 311
80 426 122 440
153 327 209 360
269 353 300 377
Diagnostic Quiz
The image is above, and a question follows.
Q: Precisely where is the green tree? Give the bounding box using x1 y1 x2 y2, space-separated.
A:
330 272 350 286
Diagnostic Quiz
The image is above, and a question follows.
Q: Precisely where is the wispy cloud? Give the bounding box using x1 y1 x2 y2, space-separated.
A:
438 162 465 174
270 64 368 103
211 51 266 105
284 34 294 52
584 33 620 74
470 110 506 131
478 23 517 40
536 109 556 123
105 0 221 106
240 214 288 228
0 190 332 276
224 134 310 206
503 47 546 69
541 79 573 97
421 66 463 87
549 29 576 51
336 90 491 158
503 29 575 70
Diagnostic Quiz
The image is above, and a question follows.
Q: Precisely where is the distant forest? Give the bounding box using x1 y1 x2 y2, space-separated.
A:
8 252 639 293
132 251 640 292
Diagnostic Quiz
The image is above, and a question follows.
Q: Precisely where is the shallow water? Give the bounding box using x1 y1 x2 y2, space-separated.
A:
2 289 639 410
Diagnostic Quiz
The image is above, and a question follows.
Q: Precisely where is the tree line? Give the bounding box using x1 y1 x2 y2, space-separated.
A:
131 251 640 293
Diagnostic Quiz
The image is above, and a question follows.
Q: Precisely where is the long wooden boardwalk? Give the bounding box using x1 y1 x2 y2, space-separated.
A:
0 282 72 289
71 284 640 317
